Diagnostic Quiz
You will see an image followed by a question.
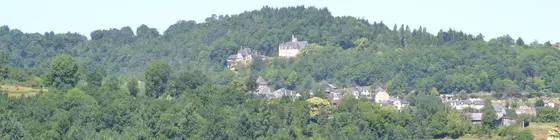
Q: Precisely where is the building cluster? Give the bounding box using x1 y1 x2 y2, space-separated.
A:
439 94 533 127
250 76 410 110
253 76 301 100
553 42 560 48
227 35 308 70
320 83 409 110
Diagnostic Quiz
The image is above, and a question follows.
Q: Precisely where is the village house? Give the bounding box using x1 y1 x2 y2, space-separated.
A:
544 99 557 108
515 105 537 116
379 97 410 110
445 98 484 110
374 87 390 103
329 93 342 105
255 76 271 95
553 43 560 48
268 88 301 100
227 47 265 70
465 104 507 125
465 113 483 125
499 117 528 127
278 35 308 58
439 94 456 102
323 83 338 94
493 104 506 119
352 86 372 99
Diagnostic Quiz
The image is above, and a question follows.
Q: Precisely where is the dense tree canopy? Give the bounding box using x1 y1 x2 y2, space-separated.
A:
45 55 79 89
144 62 170 98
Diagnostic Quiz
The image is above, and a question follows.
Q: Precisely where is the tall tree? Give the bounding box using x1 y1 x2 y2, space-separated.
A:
145 62 170 98
45 54 79 89
544 41 552 47
85 65 106 88
388 72 406 95
127 78 139 97
0 51 8 80
516 37 525 46
481 98 496 130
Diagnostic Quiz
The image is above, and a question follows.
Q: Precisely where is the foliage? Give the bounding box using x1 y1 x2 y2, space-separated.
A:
0 51 8 80
144 62 170 98
45 55 79 90
127 78 138 97
535 99 545 107
482 98 496 130
496 126 534 140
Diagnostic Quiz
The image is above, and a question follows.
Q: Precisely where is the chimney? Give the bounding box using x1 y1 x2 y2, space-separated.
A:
292 35 297 42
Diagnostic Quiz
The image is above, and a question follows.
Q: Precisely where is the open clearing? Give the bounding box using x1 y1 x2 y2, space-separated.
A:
0 85 47 98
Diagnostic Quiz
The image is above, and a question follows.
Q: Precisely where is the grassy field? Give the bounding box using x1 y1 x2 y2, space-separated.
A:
0 85 47 98
529 123 558 140
436 123 558 140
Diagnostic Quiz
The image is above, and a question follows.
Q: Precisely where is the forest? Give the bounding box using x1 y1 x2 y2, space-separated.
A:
0 5 556 139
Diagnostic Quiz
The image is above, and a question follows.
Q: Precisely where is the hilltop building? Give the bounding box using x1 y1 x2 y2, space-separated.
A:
278 35 308 58
227 47 265 70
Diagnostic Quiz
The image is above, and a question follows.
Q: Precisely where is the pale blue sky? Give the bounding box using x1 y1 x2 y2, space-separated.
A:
1 0 558 43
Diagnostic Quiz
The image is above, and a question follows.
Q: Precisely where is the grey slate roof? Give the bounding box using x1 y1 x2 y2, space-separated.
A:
227 55 237 61
467 113 483 121
273 88 292 96
354 86 370 93
256 76 268 85
239 48 252 57
493 104 504 112
279 41 308 49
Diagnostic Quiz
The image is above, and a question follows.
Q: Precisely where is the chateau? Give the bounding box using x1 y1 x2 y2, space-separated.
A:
278 35 308 58
226 47 264 70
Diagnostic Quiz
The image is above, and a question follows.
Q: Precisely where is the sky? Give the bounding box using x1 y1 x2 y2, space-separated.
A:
1 0 558 43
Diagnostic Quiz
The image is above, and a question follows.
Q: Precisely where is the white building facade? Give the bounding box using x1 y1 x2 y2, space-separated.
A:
279 35 308 58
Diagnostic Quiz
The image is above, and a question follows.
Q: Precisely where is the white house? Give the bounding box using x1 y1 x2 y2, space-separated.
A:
279 35 308 58
445 98 484 110
352 86 372 98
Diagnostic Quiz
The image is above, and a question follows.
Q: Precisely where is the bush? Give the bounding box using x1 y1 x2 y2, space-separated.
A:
534 99 544 107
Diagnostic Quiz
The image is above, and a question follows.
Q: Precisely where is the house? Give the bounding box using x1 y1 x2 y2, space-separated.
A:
374 87 390 103
465 113 483 125
269 88 295 99
500 117 528 127
379 97 410 110
446 98 484 110
493 104 506 119
278 35 308 58
227 47 265 70
352 86 372 98
515 105 537 116
256 76 271 95
329 93 342 105
553 43 560 48
544 100 556 108
439 94 455 102
323 83 338 94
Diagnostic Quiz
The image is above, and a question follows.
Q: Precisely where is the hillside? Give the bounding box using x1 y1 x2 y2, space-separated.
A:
0 6 557 139
2 6 559 96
